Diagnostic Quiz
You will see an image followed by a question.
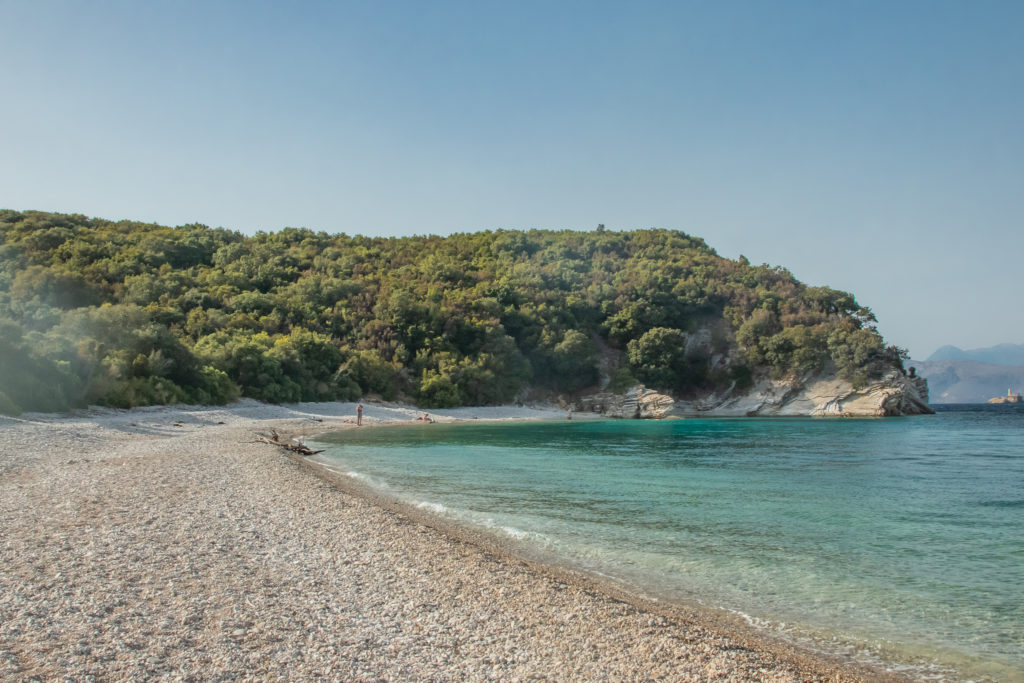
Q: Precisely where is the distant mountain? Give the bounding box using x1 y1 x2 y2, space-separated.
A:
927 345 970 361
909 359 1024 404
927 343 1024 366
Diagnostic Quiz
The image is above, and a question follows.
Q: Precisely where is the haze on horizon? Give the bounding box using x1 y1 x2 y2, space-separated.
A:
2 0 1022 360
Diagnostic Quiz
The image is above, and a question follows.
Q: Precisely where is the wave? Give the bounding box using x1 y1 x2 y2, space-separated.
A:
415 501 448 514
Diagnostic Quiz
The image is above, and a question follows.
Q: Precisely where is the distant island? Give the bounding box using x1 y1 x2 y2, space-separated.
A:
909 359 1024 404
927 343 1024 366
0 210 929 417
988 390 1024 405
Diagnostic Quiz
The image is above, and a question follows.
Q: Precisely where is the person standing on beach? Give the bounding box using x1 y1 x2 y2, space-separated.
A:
356 403 363 426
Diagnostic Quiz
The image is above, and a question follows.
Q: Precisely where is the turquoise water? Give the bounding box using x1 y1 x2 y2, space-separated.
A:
312 406 1024 681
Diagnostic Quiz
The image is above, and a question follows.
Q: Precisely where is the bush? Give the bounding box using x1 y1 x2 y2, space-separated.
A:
98 376 190 409
730 364 754 391
194 366 240 405
549 330 599 392
342 349 403 401
418 367 463 408
607 365 639 393
627 327 688 392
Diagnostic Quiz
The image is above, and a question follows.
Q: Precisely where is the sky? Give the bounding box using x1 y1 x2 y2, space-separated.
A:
1 0 1022 360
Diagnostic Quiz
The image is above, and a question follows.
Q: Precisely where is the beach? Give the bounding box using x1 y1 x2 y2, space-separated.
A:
0 400 900 681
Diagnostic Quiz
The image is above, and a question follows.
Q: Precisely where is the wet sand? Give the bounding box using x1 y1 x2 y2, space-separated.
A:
0 400 904 680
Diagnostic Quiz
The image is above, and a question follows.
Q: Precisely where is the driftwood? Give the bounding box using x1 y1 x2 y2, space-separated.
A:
254 429 323 456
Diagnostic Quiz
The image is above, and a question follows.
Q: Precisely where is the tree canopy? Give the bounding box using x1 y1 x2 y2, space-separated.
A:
0 210 905 415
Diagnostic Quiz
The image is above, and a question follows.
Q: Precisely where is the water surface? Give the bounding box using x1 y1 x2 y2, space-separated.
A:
313 406 1024 680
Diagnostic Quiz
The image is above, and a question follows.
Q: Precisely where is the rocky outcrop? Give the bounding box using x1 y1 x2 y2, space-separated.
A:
579 386 676 419
750 371 933 417
582 318 932 418
578 371 933 418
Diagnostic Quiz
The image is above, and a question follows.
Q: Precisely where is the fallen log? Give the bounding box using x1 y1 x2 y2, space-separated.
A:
254 431 324 456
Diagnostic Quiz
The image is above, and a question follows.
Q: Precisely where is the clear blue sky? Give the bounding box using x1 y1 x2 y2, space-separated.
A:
2 1 1022 359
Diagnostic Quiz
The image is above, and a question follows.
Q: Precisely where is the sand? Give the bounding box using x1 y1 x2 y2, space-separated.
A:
0 399 903 681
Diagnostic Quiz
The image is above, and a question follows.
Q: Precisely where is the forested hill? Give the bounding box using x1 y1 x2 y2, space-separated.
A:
0 210 906 415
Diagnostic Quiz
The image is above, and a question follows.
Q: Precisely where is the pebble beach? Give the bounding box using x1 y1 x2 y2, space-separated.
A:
0 400 903 681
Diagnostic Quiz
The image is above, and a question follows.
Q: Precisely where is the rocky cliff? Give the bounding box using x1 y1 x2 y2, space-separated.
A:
578 371 933 418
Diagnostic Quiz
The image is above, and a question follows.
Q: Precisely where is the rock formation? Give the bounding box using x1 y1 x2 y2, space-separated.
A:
577 319 932 418
578 371 932 418
579 386 677 419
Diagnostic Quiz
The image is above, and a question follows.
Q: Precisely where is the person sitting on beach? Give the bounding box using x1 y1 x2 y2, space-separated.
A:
417 412 433 423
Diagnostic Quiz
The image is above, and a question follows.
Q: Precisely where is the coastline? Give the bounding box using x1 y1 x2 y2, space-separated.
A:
1 399 906 681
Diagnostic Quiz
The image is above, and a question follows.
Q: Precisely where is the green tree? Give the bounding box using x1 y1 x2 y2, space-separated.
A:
627 327 689 392
0 210 905 411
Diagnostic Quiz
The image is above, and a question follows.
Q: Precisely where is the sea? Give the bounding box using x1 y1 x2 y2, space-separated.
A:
311 404 1024 681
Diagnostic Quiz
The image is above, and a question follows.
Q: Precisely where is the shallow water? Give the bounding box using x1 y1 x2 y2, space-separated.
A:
313 405 1024 681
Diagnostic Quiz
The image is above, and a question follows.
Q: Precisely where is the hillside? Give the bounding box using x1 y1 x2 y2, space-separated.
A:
0 210 911 415
926 343 1024 366
910 359 1024 404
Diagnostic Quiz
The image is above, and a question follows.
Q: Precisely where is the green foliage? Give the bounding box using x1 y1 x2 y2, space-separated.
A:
99 376 190 409
826 326 905 389
625 326 712 395
762 325 829 376
627 327 689 391
196 366 241 405
549 330 599 392
341 350 400 401
10 265 100 309
606 366 639 394
0 389 20 416
194 331 300 403
729 364 754 391
0 210 903 410
418 365 463 408
0 317 80 413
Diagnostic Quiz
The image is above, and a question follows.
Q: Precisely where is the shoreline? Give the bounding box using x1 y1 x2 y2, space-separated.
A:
1 399 908 680
293 450 905 682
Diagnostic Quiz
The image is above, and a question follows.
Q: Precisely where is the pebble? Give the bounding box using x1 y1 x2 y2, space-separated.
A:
0 405 896 682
